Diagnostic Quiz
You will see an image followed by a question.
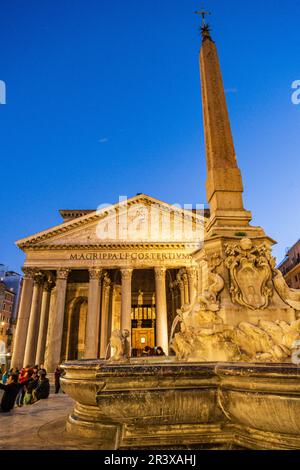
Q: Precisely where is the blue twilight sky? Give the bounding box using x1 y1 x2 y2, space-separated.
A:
0 0 300 273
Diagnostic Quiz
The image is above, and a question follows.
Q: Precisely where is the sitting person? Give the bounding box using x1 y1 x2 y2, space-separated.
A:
16 366 30 407
141 346 152 357
23 370 39 405
1 370 10 384
32 370 50 402
0 373 21 412
155 346 166 357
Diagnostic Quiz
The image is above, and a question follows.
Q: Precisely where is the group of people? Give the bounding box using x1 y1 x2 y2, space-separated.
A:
0 365 64 413
141 346 166 357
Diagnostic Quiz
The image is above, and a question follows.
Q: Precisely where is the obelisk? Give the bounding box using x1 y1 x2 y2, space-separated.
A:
199 20 264 239
194 15 295 328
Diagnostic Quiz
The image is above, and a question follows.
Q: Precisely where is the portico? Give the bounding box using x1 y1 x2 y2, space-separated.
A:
12 194 206 370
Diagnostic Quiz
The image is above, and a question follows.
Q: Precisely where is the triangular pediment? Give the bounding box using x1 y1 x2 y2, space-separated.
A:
16 194 205 249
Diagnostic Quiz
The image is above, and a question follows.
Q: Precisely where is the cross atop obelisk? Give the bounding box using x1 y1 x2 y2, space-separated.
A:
195 8 212 40
195 8 211 26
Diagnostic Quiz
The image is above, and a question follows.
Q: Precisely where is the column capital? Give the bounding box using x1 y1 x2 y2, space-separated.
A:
103 278 111 290
177 269 188 285
43 277 55 292
22 267 36 280
182 273 188 284
155 267 166 280
120 268 133 281
187 267 197 279
56 268 70 281
33 271 46 286
89 268 102 281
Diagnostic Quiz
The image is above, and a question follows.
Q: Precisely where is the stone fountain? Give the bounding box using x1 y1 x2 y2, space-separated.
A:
61 22 300 450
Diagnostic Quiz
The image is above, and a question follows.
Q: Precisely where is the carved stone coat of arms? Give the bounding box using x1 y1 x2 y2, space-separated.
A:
225 238 274 310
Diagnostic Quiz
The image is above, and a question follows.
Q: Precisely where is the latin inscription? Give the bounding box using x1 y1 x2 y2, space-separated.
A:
70 252 192 261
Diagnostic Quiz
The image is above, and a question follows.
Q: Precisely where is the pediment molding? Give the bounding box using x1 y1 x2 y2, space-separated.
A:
17 194 206 250
23 242 202 252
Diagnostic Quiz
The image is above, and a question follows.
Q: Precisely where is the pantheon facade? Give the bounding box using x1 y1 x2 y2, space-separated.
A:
11 194 207 371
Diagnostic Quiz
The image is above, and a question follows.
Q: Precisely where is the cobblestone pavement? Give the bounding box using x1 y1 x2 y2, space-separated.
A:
0 393 104 450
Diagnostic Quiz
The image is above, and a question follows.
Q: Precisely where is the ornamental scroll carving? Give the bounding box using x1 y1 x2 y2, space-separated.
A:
33 271 46 286
273 269 300 312
170 241 300 363
43 274 56 292
56 268 70 281
89 268 102 281
22 267 37 280
155 267 167 281
120 269 133 281
170 257 226 361
225 238 274 310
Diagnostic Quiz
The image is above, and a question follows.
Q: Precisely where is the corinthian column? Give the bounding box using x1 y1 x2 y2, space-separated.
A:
176 273 185 308
35 277 54 366
85 269 102 359
44 269 69 372
182 273 189 305
169 282 176 319
120 269 133 350
187 267 197 303
23 272 44 367
11 268 35 369
155 267 168 355
100 273 111 358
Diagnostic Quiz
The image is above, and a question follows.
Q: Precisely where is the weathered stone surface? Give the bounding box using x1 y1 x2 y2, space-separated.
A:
61 360 300 450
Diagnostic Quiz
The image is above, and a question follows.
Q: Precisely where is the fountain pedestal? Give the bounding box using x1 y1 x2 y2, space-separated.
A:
61 359 300 450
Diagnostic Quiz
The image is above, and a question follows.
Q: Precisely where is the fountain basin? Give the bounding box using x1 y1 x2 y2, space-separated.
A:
61 360 300 449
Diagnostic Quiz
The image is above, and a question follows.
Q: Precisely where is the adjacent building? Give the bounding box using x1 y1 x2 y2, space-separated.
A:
278 239 300 289
0 266 22 369
0 281 15 368
0 265 23 321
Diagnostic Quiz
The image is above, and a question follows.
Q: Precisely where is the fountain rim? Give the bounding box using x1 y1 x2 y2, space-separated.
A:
60 359 300 379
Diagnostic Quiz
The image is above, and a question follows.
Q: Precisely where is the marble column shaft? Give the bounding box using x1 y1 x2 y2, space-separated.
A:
23 273 44 367
35 279 53 366
155 267 169 355
44 269 69 372
11 268 35 369
121 269 133 347
85 269 102 359
169 283 176 320
187 267 197 303
178 279 185 308
183 274 189 305
100 275 111 358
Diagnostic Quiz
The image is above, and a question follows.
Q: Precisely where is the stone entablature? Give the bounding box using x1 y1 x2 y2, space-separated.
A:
21 246 199 271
